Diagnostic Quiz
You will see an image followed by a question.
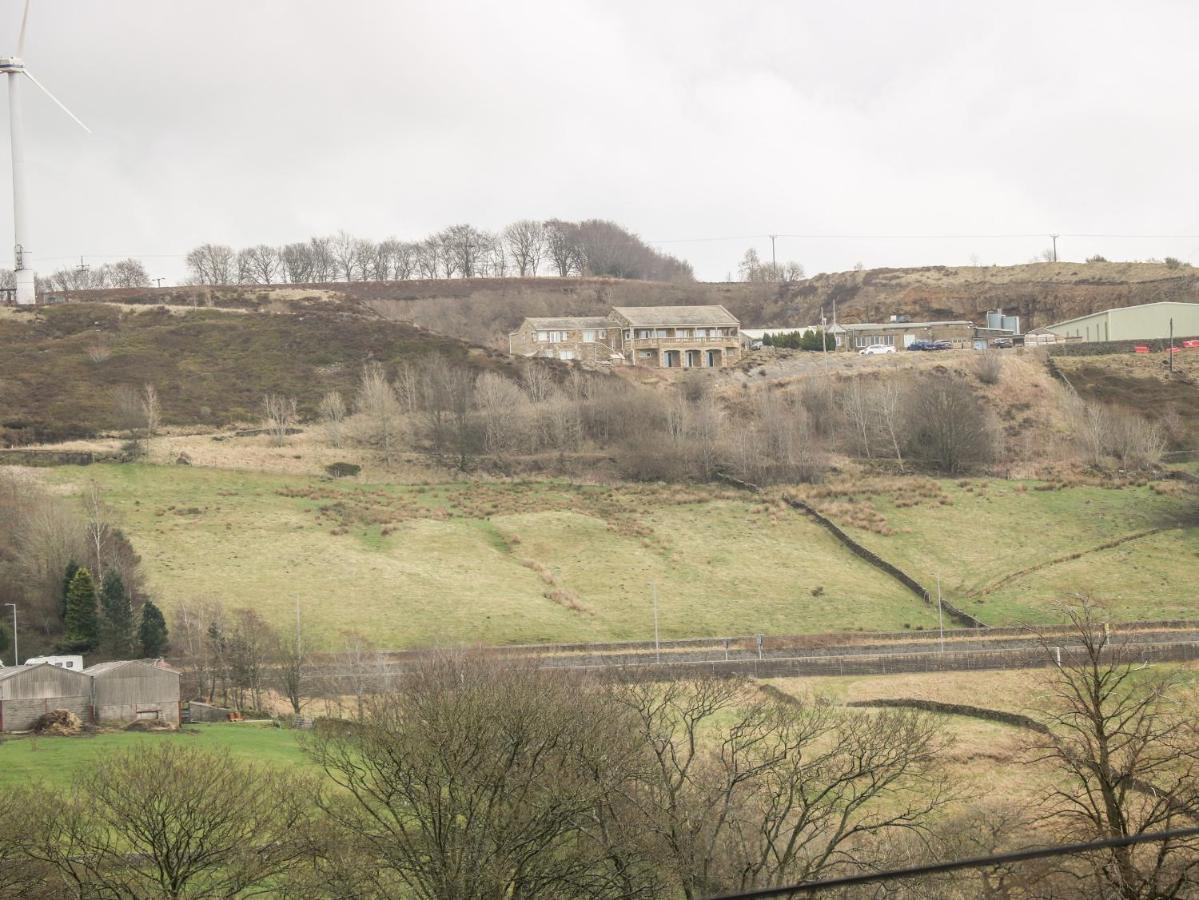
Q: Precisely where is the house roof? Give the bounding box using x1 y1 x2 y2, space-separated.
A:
523 316 612 330
610 305 740 327
838 320 973 330
0 662 90 682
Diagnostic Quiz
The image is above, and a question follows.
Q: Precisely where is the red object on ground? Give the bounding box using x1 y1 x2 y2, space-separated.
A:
1183 340 1199 349
1133 346 1150 353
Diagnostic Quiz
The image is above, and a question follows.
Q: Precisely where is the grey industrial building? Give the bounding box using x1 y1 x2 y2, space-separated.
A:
1043 301 1199 343
0 660 181 732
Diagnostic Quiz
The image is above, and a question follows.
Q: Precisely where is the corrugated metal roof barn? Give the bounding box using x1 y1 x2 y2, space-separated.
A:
0 663 93 732
85 660 181 726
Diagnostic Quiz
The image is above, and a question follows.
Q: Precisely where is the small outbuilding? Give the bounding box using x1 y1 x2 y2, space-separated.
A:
0 663 93 732
85 660 181 726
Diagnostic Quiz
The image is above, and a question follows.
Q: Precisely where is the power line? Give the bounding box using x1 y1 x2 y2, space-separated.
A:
647 232 1199 245
706 825 1199 898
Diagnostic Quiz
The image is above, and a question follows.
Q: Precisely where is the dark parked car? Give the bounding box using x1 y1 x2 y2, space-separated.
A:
907 340 936 351
991 337 1014 348
931 340 954 351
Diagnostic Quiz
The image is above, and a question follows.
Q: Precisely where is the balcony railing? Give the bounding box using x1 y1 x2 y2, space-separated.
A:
627 336 739 348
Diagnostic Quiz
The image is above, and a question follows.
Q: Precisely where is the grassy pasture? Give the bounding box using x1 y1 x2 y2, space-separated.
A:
0 723 307 788
37 464 1197 648
825 478 1196 625
41 465 938 648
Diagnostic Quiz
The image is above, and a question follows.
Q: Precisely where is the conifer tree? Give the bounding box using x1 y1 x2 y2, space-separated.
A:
99 569 135 658
60 560 80 623
64 568 100 652
139 600 169 658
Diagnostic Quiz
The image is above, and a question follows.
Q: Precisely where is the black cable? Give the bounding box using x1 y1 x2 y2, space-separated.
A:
705 825 1199 898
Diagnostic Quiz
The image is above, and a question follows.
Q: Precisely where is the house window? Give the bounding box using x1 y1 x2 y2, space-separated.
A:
558 349 576 360
655 329 669 338
536 331 567 343
582 329 605 342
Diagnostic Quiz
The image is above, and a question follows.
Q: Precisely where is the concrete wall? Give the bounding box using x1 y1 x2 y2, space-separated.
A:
0 695 90 732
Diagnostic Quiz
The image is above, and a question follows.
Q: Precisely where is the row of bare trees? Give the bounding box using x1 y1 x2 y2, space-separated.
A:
184 219 693 286
5 607 1197 898
1 259 151 294
311 361 1005 481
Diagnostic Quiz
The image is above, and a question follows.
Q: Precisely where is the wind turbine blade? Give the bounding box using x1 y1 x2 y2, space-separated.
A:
21 69 91 134
17 0 30 56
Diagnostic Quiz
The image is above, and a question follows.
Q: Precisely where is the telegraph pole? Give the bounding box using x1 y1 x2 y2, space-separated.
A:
936 576 944 655
4 603 16 666
154 277 165 288
75 255 89 282
650 582 660 664
1049 234 1060 262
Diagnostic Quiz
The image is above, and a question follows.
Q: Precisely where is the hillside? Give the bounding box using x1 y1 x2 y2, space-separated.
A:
32 464 1195 649
66 261 1199 347
0 303 518 445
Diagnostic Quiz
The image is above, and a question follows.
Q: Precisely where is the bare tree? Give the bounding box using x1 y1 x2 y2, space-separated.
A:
309 654 660 899
332 230 358 282
109 257 150 288
26 744 317 898
1032 604 1199 898
441 224 489 278
262 393 298 446
611 677 948 898
476 372 527 458
185 243 235 285
544 219 582 276
309 235 335 282
226 607 277 711
141 383 161 440
902 374 996 474
504 220 545 276
415 237 441 279
280 241 315 283
244 244 281 284
522 363 555 404
355 362 404 463
319 390 347 448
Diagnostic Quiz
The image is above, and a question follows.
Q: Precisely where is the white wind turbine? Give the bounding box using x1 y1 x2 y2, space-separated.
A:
2 0 90 305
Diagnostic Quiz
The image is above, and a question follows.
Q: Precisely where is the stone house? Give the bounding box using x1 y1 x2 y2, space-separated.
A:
509 305 742 368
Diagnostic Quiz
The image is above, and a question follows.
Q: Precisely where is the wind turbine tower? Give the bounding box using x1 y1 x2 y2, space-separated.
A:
1 0 90 305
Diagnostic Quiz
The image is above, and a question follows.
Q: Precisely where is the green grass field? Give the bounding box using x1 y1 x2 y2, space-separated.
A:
840 479 1197 625
42 464 938 648
0 723 307 788
39 465 1197 648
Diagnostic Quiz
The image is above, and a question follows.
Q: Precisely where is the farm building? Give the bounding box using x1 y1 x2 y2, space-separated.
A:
85 660 181 726
0 663 92 732
1043 301 1199 343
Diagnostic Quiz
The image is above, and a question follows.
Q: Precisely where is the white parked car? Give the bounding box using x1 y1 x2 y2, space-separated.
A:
859 344 896 356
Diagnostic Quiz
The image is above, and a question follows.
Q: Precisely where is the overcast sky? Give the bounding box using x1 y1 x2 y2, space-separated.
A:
4 0 1199 283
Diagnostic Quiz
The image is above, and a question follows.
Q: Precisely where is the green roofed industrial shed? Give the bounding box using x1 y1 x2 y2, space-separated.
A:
1043 301 1199 343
